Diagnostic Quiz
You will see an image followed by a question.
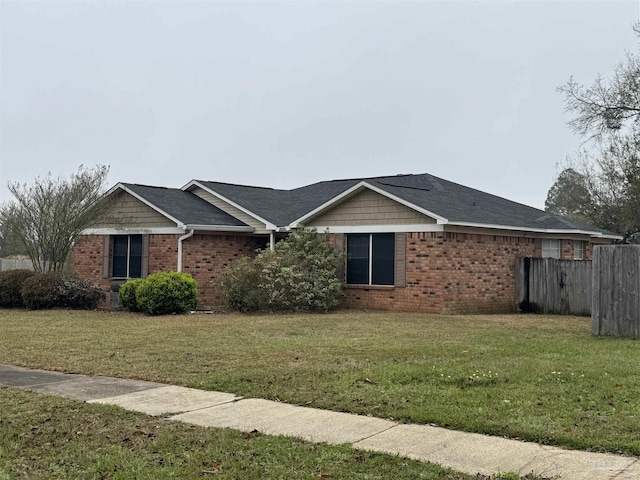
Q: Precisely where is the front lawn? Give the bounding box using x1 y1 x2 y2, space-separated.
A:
0 387 472 479
1 309 639 455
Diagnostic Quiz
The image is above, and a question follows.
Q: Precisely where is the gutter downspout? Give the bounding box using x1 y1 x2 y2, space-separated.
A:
177 229 195 272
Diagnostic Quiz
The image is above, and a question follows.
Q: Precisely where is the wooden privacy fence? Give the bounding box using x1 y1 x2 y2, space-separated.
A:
592 245 640 337
0 258 34 272
516 257 592 316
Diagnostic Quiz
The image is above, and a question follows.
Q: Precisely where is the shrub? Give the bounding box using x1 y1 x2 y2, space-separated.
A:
118 278 145 312
0 269 36 307
21 272 106 310
222 256 271 312
221 228 344 312
135 272 198 315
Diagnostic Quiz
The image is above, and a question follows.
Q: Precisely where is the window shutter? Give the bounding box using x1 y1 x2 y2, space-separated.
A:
394 232 406 287
141 234 150 278
334 233 346 281
102 236 110 279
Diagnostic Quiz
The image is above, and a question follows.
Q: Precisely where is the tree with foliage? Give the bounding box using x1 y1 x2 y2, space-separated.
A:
222 228 344 312
0 165 112 271
550 24 640 241
544 167 594 223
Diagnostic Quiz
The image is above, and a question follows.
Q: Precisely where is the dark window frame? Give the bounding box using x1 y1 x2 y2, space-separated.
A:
112 234 143 279
346 233 395 286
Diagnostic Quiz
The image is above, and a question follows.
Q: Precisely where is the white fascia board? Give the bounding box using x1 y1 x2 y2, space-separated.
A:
81 227 186 235
181 179 200 190
111 183 184 227
289 181 448 228
184 180 277 231
308 224 445 234
447 221 623 240
184 224 255 233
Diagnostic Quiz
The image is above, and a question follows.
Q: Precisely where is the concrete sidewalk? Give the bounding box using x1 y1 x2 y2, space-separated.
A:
1 363 638 479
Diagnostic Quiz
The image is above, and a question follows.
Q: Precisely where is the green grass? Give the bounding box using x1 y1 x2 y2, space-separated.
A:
1 309 640 455
0 387 474 479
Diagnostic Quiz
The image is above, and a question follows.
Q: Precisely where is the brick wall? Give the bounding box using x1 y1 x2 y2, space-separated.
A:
72 235 110 308
149 234 180 273
75 231 601 314
73 233 265 310
181 234 265 308
560 239 594 260
341 232 540 314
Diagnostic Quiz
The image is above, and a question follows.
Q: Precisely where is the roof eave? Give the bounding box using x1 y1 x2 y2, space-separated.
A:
447 221 623 239
184 224 255 233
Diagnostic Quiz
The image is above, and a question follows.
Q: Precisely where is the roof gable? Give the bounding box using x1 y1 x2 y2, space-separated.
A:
93 189 178 229
291 181 446 227
304 187 438 227
106 183 252 230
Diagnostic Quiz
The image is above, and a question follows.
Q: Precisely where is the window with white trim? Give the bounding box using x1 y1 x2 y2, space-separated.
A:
346 233 395 285
573 241 585 260
541 239 561 259
112 235 142 278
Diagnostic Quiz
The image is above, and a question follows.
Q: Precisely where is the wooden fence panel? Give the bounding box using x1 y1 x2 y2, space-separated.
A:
516 257 592 316
0 258 34 272
592 245 640 337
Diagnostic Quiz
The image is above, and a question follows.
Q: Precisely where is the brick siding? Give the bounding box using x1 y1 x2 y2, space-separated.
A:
149 234 180 273
342 232 542 314
181 234 265 308
72 235 111 308
75 231 598 314
73 233 266 310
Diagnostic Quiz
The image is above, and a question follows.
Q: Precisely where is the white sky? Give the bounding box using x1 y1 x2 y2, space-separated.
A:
1 0 638 209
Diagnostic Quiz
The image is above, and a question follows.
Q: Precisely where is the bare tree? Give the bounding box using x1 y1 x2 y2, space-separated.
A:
0 165 112 271
558 24 640 138
551 24 640 241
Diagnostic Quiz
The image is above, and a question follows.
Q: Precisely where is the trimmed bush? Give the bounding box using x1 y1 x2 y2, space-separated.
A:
0 269 36 307
221 228 344 312
135 272 198 315
118 278 145 312
21 272 106 310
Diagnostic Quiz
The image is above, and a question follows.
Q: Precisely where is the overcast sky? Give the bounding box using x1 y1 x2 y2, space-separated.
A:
1 1 638 209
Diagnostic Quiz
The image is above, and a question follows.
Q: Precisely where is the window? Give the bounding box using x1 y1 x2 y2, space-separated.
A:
541 239 561 259
346 233 395 286
112 235 142 278
574 241 585 260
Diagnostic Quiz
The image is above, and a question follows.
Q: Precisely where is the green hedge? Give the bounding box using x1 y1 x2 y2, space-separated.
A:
0 269 36 308
118 278 145 312
21 272 106 310
120 272 198 315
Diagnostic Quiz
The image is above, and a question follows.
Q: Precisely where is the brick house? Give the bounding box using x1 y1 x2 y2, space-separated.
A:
74 173 620 313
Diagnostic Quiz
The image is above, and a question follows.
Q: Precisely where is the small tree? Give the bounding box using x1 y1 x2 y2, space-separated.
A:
0 165 112 272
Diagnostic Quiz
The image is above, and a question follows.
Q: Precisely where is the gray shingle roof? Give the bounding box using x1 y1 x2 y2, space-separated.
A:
196 179 360 227
364 174 620 236
121 183 249 228
193 173 619 237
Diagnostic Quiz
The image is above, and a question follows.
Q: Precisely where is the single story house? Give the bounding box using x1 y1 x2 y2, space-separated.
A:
73 173 620 313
